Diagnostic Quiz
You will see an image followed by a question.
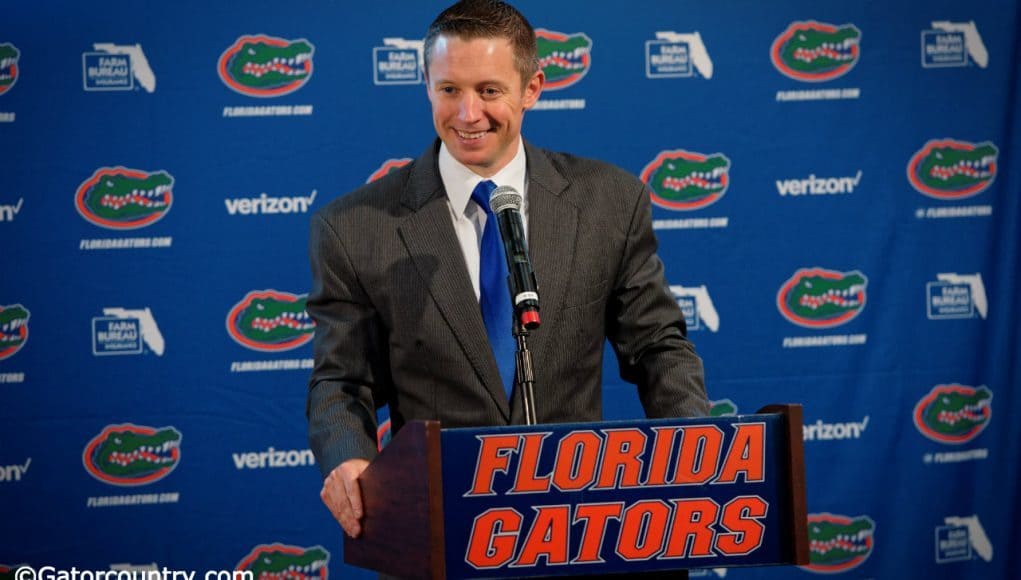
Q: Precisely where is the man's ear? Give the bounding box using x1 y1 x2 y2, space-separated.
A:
522 70 545 110
424 71 433 103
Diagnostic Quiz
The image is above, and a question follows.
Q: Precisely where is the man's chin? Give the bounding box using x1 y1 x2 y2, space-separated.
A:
447 147 495 172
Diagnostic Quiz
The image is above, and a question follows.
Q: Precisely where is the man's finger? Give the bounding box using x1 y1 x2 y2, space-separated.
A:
340 465 364 519
321 460 370 538
321 472 360 537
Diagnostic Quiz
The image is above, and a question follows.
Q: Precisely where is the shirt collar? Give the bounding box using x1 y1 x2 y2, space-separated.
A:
439 138 527 216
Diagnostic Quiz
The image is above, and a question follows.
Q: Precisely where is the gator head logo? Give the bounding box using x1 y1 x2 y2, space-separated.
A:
803 513 874 573
907 139 998 200
83 424 181 486
914 384 992 444
778 268 867 328
218 35 314 97
0 304 29 361
0 43 19 95
227 290 315 352
771 21 861 82
709 399 738 417
75 167 173 230
367 158 412 183
641 150 730 211
236 544 330 580
535 29 591 90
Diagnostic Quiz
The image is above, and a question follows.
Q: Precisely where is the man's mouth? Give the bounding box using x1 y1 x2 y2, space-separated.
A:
456 129 488 141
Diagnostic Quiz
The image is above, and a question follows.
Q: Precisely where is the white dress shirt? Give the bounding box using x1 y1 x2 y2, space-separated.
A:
439 139 528 300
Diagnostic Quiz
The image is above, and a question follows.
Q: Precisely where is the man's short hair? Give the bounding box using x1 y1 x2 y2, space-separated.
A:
424 0 539 85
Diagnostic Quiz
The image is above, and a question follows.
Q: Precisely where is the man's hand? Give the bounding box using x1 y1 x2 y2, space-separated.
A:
320 459 370 538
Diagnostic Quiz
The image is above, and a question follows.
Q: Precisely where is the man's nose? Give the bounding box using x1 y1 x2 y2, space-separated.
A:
458 92 483 122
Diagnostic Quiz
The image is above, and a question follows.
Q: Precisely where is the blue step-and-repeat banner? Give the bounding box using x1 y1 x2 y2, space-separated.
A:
2 0 1019 578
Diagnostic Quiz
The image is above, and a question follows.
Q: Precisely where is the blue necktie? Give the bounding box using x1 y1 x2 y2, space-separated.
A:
470 180 516 399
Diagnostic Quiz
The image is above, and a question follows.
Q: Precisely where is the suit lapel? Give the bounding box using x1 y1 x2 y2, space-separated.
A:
524 142 576 363
397 142 511 420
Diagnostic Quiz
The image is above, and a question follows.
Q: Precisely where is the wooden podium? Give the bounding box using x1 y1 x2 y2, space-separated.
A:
345 405 808 579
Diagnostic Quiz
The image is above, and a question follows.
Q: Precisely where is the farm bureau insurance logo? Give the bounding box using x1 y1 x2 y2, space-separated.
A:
927 272 987 320
771 21 861 82
373 37 423 85
0 43 20 94
92 307 165 356
646 31 713 79
935 515 993 563
642 150 730 211
922 21 987 69
908 139 998 200
367 158 412 183
82 43 156 92
236 544 330 580
226 290 315 352
535 29 591 90
914 384 992 444
0 304 29 360
219 35 314 97
83 423 181 486
777 268 866 328
670 285 719 332
76 167 173 229
803 513 874 573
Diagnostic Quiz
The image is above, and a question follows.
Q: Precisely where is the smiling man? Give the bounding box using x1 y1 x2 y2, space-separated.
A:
307 0 709 555
425 20 541 176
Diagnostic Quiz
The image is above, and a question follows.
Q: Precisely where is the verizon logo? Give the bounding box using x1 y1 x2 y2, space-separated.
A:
803 416 869 441
225 190 317 215
776 171 862 196
0 198 23 222
1 457 31 482
232 447 315 469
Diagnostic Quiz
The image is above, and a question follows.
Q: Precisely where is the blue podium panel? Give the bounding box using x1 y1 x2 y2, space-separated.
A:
441 414 796 578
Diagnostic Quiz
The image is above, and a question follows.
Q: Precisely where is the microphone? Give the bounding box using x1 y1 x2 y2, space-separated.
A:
489 185 540 329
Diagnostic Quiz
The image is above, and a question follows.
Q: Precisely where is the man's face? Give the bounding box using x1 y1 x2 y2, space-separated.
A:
426 35 543 177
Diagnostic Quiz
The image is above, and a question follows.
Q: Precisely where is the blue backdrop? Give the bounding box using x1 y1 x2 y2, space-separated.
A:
1 0 1019 578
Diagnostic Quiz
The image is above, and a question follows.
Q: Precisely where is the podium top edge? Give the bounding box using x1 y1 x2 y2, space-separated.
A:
425 407 798 434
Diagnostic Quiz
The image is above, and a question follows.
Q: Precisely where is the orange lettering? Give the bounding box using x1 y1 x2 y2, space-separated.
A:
511 433 552 493
552 431 600 491
717 423 765 484
616 500 670 560
664 498 720 558
512 505 571 567
672 426 723 485
572 502 623 564
466 508 522 569
594 429 646 490
469 434 520 496
645 426 679 486
716 496 767 555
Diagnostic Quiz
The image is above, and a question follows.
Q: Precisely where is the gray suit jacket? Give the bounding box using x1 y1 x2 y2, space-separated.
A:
307 140 708 477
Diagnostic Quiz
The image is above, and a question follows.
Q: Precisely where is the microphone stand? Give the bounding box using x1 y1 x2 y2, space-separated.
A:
514 317 538 426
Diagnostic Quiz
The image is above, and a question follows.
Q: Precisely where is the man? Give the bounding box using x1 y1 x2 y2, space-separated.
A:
308 0 709 542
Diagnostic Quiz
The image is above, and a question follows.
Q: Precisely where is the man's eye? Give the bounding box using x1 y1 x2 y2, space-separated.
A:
482 88 501 97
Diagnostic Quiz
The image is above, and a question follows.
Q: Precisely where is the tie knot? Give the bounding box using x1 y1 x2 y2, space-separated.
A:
470 180 497 216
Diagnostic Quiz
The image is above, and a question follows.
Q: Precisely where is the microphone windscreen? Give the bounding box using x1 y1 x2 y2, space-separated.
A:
489 185 522 214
